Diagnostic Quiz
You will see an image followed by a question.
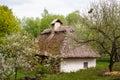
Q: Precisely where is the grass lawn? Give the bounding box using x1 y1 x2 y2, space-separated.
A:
8 56 120 80
41 57 120 80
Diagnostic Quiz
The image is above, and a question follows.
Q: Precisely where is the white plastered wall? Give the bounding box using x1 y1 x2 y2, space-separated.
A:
60 58 96 72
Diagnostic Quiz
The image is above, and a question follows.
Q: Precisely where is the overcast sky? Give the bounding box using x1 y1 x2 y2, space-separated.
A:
1 0 99 19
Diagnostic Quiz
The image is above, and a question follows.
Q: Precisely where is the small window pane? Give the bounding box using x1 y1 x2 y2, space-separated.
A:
84 62 88 68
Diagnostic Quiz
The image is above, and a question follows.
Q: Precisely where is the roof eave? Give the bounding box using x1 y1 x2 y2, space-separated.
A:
62 56 101 59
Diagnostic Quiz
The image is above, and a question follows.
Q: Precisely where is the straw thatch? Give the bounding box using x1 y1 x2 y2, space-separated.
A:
37 25 100 58
61 37 100 58
41 26 74 34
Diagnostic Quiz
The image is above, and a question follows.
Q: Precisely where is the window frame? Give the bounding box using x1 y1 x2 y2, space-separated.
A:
84 62 88 68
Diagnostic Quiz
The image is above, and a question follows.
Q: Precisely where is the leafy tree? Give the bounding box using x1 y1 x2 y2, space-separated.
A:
21 9 66 37
41 9 49 17
66 10 81 26
40 12 67 32
21 17 41 37
0 32 39 79
0 5 21 38
73 0 120 72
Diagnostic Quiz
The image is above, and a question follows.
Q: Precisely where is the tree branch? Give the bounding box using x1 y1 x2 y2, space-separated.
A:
75 38 111 55
115 35 120 40
95 40 111 55
91 28 112 42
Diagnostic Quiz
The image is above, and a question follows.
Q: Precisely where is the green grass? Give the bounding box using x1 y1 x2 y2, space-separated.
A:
41 57 120 80
7 56 120 80
41 68 120 80
9 68 37 80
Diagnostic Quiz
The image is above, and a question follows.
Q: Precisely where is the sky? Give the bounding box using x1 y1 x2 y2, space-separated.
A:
1 0 97 19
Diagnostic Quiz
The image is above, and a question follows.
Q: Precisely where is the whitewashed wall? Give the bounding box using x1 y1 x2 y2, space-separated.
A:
60 58 96 72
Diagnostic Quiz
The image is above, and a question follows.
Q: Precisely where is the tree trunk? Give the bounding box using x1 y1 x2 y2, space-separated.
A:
109 56 114 72
14 56 18 80
109 62 113 72
15 67 17 80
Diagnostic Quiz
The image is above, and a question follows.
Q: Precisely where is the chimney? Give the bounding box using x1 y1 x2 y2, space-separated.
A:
51 19 63 31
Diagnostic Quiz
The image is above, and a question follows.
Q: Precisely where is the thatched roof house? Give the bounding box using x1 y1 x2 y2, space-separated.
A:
37 19 100 72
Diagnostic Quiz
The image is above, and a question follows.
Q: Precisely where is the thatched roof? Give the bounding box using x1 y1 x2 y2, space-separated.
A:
41 26 74 34
61 37 100 58
37 25 100 58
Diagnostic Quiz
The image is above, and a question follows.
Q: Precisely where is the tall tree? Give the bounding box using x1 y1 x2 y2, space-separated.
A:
21 17 41 37
40 14 67 32
66 10 81 26
0 5 21 37
0 32 39 79
41 9 49 17
73 0 120 72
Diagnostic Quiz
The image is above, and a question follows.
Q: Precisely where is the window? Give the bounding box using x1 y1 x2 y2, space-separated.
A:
84 62 88 68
